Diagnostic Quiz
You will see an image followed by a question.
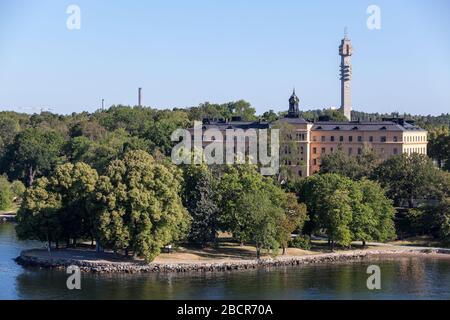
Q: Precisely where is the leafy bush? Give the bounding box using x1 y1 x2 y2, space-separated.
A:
0 176 13 210
10 180 26 201
289 235 311 250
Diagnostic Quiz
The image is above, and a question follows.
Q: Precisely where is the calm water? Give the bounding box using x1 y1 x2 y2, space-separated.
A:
1 222 450 300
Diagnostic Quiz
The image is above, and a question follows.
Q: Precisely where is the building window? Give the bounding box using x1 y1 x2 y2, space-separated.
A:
357 148 362 155
313 147 317 154
313 159 317 165
349 136 353 142
394 148 398 155
393 136 398 142
321 147 326 154
369 136 374 142
381 136 387 142
330 136 335 142
300 146 304 154
330 147 334 153
321 136 325 142
339 136 344 142
298 170 302 177
313 136 317 142
357 136 362 142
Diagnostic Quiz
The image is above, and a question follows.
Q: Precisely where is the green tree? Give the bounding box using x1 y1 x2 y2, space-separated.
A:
351 179 396 246
147 110 190 155
217 164 275 232
16 162 99 248
373 154 447 207
320 147 380 179
51 162 99 246
298 173 354 242
426 126 450 169
16 177 63 247
233 189 284 258
261 110 279 122
2 128 64 186
0 176 13 210
437 199 450 244
10 180 26 203
277 193 308 254
94 150 191 262
67 129 153 174
182 163 219 246
0 115 20 157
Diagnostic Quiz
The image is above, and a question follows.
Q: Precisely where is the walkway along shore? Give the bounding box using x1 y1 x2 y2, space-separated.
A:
16 247 450 274
0 214 16 222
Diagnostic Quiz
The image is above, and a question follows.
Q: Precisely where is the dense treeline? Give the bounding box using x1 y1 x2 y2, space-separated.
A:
1 103 450 260
319 149 450 243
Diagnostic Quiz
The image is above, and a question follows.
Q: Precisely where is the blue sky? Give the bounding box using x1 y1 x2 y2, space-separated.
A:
0 0 449 115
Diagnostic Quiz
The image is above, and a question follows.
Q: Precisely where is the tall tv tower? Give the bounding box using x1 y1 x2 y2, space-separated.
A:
339 28 353 121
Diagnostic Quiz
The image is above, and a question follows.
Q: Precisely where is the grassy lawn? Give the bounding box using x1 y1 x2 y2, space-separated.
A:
387 236 444 248
154 242 316 263
0 204 19 215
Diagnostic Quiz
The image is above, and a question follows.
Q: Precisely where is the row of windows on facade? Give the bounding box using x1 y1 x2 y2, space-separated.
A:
287 134 426 143
284 147 427 167
283 146 388 156
405 147 427 154
312 135 392 143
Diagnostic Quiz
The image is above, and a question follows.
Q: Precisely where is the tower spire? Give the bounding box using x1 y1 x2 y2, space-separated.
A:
288 88 300 118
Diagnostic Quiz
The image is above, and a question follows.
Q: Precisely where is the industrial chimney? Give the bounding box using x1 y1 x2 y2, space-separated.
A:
138 87 142 107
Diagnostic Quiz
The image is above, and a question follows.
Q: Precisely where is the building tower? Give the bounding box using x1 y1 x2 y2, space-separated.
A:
287 88 300 118
339 30 353 120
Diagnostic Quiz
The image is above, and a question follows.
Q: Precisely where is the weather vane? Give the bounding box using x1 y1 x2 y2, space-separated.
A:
344 26 348 38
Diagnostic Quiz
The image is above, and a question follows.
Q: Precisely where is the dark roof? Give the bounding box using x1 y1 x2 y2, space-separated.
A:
192 118 425 132
277 117 310 125
311 121 426 132
199 120 271 130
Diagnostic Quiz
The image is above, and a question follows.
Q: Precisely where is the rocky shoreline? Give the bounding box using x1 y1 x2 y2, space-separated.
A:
15 247 450 274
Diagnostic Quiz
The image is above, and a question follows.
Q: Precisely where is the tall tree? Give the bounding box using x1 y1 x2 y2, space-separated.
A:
0 176 13 211
320 146 380 179
94 150 191 262
233 189 284 258
16 177 63 247
182 164 219 246
2 128 64 186
350 179 396 246
373 154 448 207
277 193 308 254
16 162 99 248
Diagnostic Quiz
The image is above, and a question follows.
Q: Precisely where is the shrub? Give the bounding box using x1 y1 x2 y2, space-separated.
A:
289 235 311 250
10 180 26 202
0 176 13 210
